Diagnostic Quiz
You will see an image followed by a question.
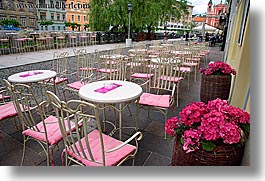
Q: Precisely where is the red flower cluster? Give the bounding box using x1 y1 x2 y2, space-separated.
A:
165 98 250 153
200 61 236 75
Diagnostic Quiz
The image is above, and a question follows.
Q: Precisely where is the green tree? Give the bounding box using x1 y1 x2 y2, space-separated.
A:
0 19 21 27
89 0 189 35
89 0 110 31
38 20 54 26
65 22 81 31
84 23 90 31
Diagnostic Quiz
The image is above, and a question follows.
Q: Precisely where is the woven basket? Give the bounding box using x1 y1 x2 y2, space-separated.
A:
171 137 244 166
200 74 232 103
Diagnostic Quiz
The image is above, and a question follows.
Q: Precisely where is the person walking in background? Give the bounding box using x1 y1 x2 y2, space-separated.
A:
205 32 209 42
185 31 189 41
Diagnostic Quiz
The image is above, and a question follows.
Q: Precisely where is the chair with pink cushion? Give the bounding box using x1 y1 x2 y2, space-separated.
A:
0 85 21 150
47 91 143 166
3 79 71 166
129 51 153 91
43 51 70 99
136 60 179 139
62 50 97 97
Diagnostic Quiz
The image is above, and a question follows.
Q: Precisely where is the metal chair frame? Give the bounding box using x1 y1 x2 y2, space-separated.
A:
47 91 143 166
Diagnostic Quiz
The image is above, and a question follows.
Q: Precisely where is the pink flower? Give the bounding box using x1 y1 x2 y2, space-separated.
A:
164 98 250 152
183 129 201 153
220 123 241 144
165 117 181 136
201 61 236 75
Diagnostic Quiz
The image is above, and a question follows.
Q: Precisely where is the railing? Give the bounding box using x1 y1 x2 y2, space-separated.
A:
0 30 178 55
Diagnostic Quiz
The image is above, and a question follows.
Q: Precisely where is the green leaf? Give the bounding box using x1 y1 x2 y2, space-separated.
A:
201 141 216 151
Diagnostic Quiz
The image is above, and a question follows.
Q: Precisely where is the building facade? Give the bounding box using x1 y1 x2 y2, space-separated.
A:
206 0 228 28
65 0 89 31
223 0 250 165
0 0 37 29
36 0 66 31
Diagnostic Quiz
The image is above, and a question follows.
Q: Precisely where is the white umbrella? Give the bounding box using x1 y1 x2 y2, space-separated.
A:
193 24 217 32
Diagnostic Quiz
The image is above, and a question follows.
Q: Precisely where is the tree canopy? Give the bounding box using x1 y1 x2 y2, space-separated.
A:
38 20 54 26
0 19 21 27
65 22 81 31
89 0 189 33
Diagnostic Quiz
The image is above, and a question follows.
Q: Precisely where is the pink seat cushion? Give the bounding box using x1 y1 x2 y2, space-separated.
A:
66 130 136 166
80 67 98 71
22 115 75 145
127 62 142 67
44 77 68 84
183 62 198 66
139 93 170 108
0 95 11 100
98 69 118 73
0 102 18 121
131 73 154 79
159 75 183 83
67 81 85 90
186 58 200 62
180 67 191 72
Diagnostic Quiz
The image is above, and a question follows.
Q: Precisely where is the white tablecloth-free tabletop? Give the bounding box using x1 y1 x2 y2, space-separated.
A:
79 80 142 104
8 70 57 83
79 80 143 140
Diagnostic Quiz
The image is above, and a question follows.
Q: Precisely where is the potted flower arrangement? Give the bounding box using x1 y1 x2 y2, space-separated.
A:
165 98 250 166
199 61 236 103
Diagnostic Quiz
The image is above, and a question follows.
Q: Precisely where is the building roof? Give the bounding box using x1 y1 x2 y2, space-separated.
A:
193 16 206 22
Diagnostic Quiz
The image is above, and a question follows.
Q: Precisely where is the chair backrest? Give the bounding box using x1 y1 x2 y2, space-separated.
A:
149 60 181 96
77 52 96 83
53 51 70 76
129 52 149 76
46 91 107 166
3 79 49 133
0 85 11 104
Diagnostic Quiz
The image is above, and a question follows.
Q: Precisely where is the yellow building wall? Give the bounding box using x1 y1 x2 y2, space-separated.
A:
226 0 250 109
225 0 250 166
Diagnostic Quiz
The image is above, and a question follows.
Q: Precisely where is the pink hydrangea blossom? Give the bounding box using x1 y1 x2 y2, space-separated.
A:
165 98 250 153
165 117 181 136
183 129 201 153
200 61 236 75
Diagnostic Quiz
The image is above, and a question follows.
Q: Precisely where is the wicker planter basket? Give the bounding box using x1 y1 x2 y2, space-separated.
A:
171 137 244 166
200 74 232 103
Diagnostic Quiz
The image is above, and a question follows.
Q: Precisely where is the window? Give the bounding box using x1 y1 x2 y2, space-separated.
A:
40 12 46 20
28 3 34 12
84 16 86 22
62 14 65 21
58 26 60 31
57 14 60 21
51 13 54 20
238 0 249 46
20 18 26 27
71 15 74 21
30 19 35 27
0 0 3 9
52 26 55 30
78 15 80 22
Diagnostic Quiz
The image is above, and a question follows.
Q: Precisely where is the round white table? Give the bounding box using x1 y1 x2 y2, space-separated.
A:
79 80 143 140
8 70 57 83
8 70 57 97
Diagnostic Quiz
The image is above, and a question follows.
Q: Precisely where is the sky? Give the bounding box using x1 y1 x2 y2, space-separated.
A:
189 0 223 14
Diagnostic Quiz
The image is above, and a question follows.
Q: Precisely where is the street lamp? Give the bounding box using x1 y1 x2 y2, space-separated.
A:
126 2 132 47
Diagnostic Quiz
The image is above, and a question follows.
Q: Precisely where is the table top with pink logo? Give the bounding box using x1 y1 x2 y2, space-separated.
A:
79 80 143 140
78 80 143 104
8 70 57 83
